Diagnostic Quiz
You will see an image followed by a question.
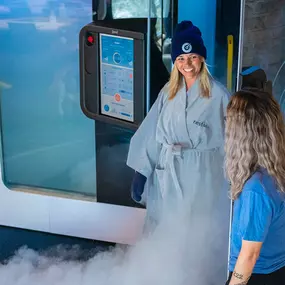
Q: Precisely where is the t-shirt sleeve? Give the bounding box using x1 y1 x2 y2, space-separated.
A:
239 191 273 242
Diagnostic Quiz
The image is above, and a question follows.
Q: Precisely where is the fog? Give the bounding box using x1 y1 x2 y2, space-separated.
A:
0 196 230 285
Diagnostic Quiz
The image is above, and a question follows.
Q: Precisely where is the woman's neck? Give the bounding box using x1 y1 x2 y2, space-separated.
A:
185 76 197 91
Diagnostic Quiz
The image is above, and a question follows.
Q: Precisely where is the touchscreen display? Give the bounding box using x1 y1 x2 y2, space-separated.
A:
100 34 134 122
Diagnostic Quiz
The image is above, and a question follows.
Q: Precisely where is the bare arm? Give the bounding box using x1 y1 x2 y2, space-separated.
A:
229 240 262 285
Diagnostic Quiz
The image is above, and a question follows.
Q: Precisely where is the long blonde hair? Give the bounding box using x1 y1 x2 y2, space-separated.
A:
225 89 285 199
168 59 212 100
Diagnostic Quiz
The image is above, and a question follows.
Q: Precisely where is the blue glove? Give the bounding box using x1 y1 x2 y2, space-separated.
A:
131 172 147 202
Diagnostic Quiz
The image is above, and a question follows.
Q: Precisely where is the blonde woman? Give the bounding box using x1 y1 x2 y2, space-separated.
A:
127 20 230 239
225 89 285 285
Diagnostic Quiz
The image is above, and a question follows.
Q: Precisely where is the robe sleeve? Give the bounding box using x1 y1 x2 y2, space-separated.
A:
211 80 231 155
222 90 230 133
126 88 166 178
218 83 231 140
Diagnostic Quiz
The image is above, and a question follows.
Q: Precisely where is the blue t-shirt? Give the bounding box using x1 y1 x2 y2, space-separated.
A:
229 169 285 274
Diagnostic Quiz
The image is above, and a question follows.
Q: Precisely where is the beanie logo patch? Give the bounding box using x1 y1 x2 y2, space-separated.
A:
182 43 192 53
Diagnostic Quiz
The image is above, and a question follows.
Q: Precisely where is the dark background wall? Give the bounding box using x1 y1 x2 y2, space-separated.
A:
0 226 114 262
242 0 285 100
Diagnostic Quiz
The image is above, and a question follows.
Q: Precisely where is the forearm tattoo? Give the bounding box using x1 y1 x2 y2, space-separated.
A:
231 271 251 285
233 271 243 279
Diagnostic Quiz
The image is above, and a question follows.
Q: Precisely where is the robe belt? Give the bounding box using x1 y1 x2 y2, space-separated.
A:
162 143 184 199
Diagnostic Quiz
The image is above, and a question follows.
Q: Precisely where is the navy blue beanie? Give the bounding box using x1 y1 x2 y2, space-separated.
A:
171 21 207 62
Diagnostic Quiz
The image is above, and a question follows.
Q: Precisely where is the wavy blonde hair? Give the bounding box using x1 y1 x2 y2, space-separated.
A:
168 58 212 100
225 88 285 199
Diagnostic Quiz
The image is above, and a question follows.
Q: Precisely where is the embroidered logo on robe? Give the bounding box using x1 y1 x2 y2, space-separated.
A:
193 120 209 129
182 43 192 53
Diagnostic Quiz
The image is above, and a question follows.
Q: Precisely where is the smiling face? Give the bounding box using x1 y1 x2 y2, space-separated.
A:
175 53 203 79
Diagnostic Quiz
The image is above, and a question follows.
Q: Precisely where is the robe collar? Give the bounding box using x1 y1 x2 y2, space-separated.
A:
176 77 200 108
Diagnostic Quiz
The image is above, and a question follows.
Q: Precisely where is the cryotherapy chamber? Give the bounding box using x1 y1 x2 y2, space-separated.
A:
79 0 243 208
0 0 243 247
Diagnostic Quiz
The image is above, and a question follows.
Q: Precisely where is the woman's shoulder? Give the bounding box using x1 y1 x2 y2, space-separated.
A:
243 172 265 193
156 82 171 105
243 169 276 197
210 78 231 101
239 170 285 213
159 82 170 95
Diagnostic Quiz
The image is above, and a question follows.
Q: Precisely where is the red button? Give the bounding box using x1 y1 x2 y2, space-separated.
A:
115 93 121 102
87 36 94 44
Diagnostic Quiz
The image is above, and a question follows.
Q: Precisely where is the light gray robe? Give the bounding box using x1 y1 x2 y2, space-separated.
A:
127 77 231 284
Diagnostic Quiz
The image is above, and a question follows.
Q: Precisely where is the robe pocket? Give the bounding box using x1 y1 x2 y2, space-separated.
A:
188 122 210 149
155 168 166 198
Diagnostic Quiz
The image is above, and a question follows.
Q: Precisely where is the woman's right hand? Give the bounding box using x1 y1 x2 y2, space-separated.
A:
131 172 147 202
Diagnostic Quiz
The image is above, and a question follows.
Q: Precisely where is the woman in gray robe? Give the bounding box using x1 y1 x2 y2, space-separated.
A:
127 21 232 284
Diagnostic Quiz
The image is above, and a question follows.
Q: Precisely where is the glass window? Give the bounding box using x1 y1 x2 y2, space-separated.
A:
111 0 166 19
0 0 96 197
